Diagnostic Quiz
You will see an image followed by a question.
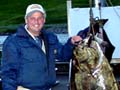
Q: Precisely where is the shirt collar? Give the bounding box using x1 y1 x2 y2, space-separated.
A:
24 25 36 40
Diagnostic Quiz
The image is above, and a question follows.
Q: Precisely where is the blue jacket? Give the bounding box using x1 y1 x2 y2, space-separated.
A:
1 24 74 90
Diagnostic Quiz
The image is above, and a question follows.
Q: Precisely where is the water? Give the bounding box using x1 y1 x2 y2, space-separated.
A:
0 35 8 51
56 34 69 44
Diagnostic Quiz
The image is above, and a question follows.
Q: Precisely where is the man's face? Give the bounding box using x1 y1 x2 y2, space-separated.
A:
26 11 45 35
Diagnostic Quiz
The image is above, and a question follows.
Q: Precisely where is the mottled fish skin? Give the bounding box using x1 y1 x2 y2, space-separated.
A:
71 41 119 90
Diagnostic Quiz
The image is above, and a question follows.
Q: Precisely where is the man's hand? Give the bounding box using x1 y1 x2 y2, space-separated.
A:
71 36 82 45
17 86 30 90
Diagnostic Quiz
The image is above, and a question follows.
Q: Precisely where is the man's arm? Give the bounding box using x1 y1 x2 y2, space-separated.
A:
55 35 82 61
1 37 19 90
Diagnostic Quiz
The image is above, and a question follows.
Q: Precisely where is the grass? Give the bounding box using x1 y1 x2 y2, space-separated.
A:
0 0 119 33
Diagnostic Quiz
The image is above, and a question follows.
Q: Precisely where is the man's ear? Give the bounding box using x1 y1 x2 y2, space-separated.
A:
43 18 46 24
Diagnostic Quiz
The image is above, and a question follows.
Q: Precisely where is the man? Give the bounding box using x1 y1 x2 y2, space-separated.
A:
1 4 82 90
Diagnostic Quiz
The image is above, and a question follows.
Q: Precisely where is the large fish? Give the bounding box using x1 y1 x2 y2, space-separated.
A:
70 39 119 90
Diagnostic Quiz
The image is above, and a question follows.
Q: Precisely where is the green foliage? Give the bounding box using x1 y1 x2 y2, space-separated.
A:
0 0 68 26
0 0 119 33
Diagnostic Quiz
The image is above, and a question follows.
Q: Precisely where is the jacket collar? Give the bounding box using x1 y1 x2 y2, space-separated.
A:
16 24 29 37
16 24 47 38
16 24 49 53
